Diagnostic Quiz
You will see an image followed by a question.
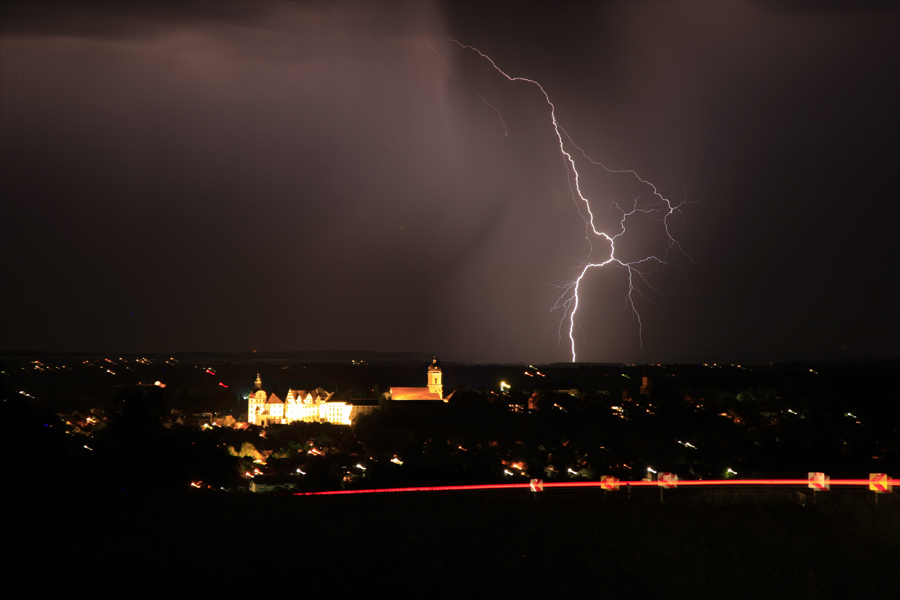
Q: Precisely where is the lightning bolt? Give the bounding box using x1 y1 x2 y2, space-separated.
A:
439 39 688 362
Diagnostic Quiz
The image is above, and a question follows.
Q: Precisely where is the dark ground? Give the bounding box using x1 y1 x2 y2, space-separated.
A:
25 486 899 598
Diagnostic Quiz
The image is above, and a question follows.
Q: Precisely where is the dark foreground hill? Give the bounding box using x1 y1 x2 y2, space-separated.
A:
21 487 899 598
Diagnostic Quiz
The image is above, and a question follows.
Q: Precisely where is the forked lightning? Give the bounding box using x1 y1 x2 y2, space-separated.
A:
442 39 687 362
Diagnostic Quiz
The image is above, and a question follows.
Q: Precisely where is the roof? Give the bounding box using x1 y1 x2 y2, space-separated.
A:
390 387 442 401
348 399 380 407
284 389 335 403
286 389 313 402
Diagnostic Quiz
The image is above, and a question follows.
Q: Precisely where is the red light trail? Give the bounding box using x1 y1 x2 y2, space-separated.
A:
293 478 896 497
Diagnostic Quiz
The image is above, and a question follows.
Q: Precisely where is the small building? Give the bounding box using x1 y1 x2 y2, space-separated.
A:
248 474 301 494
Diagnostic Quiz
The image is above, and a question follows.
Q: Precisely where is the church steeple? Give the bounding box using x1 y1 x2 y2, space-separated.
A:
427 357 443 398
255 373 263 390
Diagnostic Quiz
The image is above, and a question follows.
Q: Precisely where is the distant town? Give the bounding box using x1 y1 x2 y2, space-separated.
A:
4 351 897 495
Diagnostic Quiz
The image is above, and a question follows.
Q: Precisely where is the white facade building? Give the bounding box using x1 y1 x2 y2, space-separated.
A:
247 375 361 426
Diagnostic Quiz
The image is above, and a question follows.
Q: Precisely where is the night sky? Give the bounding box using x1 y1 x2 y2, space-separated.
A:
2 1 898 364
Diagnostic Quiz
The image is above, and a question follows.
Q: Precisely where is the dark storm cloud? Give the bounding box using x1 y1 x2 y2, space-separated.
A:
1 1 530 358
2 1 898 363
0 0 278 39
754 1 897 16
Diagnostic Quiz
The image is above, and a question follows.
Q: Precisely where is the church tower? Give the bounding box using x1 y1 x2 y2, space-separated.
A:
248 373 267 425
427 357 443 398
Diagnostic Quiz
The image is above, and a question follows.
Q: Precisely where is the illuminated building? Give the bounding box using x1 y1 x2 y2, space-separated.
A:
248 357 445 424
247 374 377 426
389 357 445 401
